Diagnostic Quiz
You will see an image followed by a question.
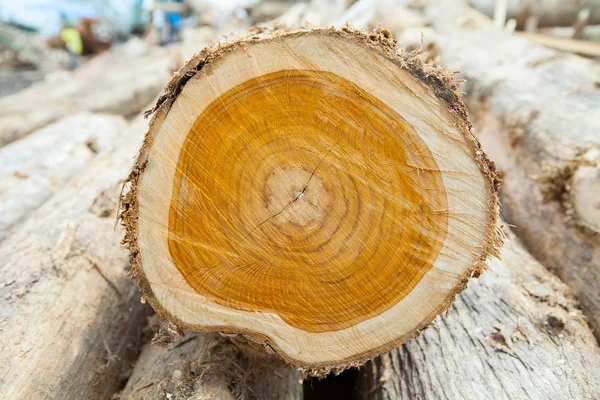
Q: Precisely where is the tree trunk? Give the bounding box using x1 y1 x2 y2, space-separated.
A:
426 2 600 341
361 230 600 399
0 113 127 241
0 116 151 399
121 27 502 375
119 332 302 400
0 40 177 147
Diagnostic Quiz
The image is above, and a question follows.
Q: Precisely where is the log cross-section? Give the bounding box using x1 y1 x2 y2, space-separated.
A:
121 27 502 373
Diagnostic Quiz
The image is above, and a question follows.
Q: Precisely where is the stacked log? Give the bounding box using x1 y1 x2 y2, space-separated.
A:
0 113 126 241
0 117 150 399
362 230 600 399
426 0 600 341
120 26 502 375
468 0 600 28
120 332 301 399
0 39 177 147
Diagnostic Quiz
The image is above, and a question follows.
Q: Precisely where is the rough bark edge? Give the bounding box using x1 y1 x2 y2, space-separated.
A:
119 25 504 377
532 155 600 237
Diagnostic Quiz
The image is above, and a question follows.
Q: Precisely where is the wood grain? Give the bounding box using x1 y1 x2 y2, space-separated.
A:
168 70 448 332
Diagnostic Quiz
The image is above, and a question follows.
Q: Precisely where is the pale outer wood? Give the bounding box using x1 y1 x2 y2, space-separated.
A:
0 39 176 147
0 117 150 399
136 31 496 366
0 113 127 241
120 333 302 400
363 230 600 399
426 5 600 340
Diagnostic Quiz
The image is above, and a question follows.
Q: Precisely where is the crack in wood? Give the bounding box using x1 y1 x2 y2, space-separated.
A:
242 142 338 241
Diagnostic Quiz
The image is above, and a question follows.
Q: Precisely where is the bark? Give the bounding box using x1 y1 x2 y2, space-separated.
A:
362 230 600 399
426 3 600 341
0 113 127 241
0 39 177 147
0 116 151 399
120 332 302 400
468 0 600 28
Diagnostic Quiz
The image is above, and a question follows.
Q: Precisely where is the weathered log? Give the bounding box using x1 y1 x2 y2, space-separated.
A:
249 0 295 25
516 30 600 57
275 0 351 27
425 2 600 340
120 27 502 375
0 39 177 147
0 116 151 399
120 332 302 399
362 230 600 399
181 26 218 63
468 0 600 28
333 0 427 32
338 0 437 59
0 113 127 241
299 0 351 27
538 24 600 42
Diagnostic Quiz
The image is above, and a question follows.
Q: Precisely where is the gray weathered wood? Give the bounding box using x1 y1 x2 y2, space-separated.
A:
0 39 176 147
468 0 600 27
0 116 150 399
0 113 127 241
362 231 600 399
120 332 302 400
425 3 600 340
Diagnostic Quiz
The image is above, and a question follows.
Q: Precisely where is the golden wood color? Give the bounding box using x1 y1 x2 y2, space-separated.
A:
168 70 448 332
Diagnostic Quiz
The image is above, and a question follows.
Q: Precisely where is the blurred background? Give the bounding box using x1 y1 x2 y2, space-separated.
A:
0 0 262 96
1 0 599 97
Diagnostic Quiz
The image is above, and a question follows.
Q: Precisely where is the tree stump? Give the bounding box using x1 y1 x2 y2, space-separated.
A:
121 27 502 374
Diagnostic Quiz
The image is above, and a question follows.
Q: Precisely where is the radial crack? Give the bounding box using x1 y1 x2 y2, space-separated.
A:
242 142 338 240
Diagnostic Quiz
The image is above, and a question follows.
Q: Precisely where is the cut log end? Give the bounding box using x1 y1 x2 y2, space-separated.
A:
120 27 502 374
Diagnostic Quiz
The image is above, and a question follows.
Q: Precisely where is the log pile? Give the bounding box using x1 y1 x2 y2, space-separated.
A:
0 38 178 147
0 113 127 241
362 230 600 399
1 1 599 399
0 116 150 398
